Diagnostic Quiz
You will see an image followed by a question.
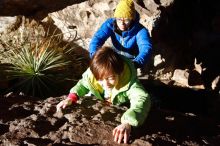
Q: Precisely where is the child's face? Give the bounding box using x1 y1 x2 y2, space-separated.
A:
98 75 119 89
116 18 132 31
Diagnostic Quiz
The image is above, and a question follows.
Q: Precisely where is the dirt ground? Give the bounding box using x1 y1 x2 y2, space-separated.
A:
0 80 220 146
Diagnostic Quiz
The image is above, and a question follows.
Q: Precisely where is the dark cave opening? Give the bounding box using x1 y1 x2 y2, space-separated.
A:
152 0 220 90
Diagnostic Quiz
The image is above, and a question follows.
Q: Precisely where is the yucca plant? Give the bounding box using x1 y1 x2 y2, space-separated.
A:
1 16 88 97
5 42 72 97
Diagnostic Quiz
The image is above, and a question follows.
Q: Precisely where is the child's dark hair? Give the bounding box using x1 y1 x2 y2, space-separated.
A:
90 46 124 80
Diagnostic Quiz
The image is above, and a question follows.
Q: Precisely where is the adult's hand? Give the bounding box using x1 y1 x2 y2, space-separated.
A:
113 123 131 144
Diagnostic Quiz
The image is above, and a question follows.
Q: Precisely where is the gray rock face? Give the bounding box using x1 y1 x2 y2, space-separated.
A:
0 17 17 33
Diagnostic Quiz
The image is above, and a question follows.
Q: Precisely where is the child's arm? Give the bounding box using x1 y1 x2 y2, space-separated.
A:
56 69 91 112
121 82 151 127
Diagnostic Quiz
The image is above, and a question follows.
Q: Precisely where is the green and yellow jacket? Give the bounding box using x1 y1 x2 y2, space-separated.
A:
70 58 151 127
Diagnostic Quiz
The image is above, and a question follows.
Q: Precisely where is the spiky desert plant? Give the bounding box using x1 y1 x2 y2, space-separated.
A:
5 41 71 97
1 16 89 97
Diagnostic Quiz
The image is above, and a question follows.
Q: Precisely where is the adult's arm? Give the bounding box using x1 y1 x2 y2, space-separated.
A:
89 19 114 58
133 28 152 68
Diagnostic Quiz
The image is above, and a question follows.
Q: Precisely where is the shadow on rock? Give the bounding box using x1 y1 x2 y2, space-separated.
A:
131 109 220 145
0 0 87 20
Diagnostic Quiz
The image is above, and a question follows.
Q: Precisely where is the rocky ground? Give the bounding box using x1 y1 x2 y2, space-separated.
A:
0 80 219 146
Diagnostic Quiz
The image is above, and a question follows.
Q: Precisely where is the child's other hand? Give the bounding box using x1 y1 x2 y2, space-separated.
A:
56 98 72 112
113 123 131 144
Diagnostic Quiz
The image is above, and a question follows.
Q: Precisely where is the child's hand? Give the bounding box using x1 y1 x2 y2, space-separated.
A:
56 98 72 112
113 123 131 144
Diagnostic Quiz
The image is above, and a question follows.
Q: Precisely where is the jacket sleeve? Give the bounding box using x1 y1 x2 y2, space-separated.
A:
89 19 113 58
121 81 151 127
69 69 90 97
133 28 152 67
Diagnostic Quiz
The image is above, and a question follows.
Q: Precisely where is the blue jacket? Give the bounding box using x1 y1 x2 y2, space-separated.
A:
89 14 152 67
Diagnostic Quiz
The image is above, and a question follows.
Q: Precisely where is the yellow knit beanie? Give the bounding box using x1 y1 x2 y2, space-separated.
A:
114 0 135 19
